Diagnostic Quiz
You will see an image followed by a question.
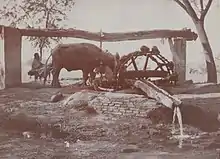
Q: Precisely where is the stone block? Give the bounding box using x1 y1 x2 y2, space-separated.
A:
125 110 133 114
113 101 123 105
127 103 135 108
139 112 147 116
109 103 115 106
114 104 121 107
119 108 126 112
132 110 140 114
108 107 114 112
129 107 137 111
112 112 122 115
102 107 108 111
120 104 128 108
123 99 130 103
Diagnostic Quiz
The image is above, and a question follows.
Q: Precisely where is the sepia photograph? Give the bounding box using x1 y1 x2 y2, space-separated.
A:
0 0 220 158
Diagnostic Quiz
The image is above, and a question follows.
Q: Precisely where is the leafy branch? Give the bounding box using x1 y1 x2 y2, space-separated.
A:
0 0 75 60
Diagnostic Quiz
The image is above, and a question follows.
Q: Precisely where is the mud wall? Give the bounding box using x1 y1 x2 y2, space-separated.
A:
88 92 160 117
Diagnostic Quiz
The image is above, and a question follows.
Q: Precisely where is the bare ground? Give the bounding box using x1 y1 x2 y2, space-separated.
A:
0 82 220 158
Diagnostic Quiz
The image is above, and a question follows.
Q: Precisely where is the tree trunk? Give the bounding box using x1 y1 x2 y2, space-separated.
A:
39 46 43 62
194 20 217 83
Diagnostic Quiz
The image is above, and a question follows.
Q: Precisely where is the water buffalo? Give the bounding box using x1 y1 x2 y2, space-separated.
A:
43 43 118 87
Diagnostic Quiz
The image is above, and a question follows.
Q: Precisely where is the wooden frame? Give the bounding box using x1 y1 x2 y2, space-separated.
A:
0 25 198 89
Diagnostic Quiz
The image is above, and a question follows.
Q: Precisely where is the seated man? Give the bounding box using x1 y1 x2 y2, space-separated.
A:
32 53 43 70
97 61 114 81
91 61 115 90
28 53 44 81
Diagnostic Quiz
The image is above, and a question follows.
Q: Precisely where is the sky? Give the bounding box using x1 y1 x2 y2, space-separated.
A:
0 0 220 82
22 0 220 62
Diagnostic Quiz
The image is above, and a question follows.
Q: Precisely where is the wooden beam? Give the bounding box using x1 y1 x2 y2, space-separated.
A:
15 26 198 41
121 70 169 79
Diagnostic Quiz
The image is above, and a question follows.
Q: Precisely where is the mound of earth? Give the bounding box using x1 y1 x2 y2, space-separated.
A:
1 85 220 158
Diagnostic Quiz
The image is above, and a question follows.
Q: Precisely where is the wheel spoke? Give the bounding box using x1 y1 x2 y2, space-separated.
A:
143 56 149 70
131 56 138 71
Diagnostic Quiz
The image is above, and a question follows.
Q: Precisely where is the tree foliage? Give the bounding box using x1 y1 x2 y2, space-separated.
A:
0 0 75 59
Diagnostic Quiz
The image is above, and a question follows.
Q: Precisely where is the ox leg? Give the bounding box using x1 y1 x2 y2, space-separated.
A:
43 70 50 85
48 71 51 80
89 71 96 85
34 75 37 81
43 70 51 85
52 68 61 88
90 71 96 80
82 71 89 87
51 70 55 86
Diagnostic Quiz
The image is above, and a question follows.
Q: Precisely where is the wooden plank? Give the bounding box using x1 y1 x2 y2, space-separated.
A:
134 80 182 109
121 70 169 79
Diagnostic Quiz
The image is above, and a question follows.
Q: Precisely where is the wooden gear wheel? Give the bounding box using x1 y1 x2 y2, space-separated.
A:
115 46 177 86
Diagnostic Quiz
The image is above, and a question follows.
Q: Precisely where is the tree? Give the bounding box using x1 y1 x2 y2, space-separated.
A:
172 0 217 83
216 54 220 74
0 0 75 60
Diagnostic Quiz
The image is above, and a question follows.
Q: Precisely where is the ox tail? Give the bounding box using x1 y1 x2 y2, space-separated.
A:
43 44 62 85
43 45 59 85
43 52 53 85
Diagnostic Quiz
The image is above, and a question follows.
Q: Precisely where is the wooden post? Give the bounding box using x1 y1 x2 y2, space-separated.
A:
99 29 103 50
174 38 186 83
0 60 4 90
168 38 186 83
0 27 4 90
2 27 22 88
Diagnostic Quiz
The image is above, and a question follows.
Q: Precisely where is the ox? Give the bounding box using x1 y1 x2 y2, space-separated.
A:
43 43 118 87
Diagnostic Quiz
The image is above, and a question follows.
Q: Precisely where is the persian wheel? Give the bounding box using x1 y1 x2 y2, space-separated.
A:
115 46 177 86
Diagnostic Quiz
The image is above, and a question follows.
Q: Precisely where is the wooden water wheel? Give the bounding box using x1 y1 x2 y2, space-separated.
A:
115 46 178 86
